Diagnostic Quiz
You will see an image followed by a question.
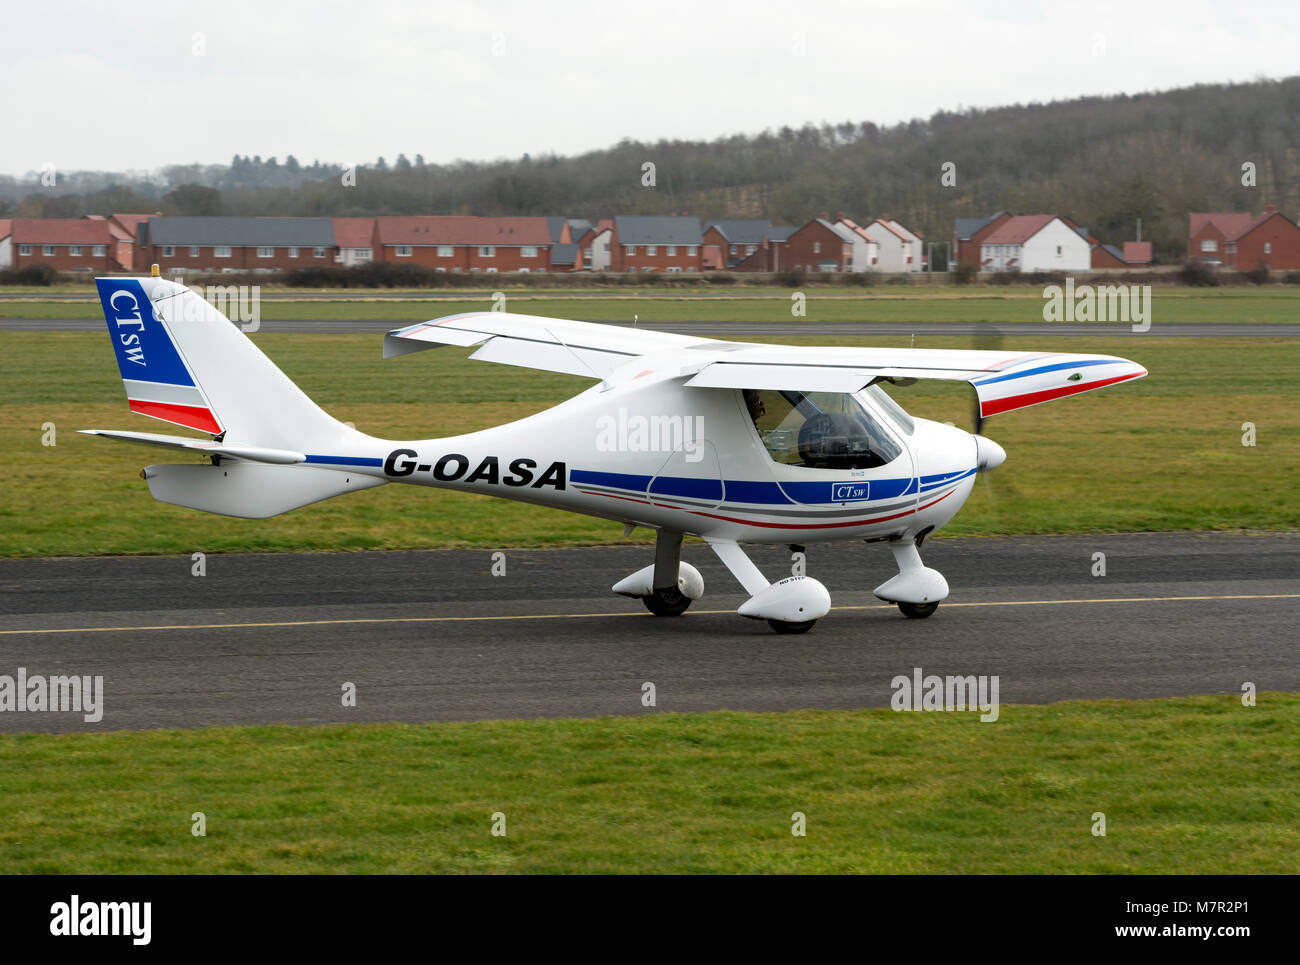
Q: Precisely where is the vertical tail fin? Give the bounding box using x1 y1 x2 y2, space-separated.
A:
96 276 349 451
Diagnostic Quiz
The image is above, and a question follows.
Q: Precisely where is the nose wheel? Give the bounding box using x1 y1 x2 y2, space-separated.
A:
897 601 939 619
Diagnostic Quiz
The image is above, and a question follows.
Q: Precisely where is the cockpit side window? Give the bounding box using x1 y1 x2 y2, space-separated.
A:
741 389 903 470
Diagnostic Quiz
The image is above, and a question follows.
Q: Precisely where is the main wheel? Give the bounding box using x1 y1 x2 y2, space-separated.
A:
767 619 817 634
898 601 939 619
643 586 692 616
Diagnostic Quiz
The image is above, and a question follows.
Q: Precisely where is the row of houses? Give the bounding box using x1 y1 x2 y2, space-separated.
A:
0 213 932 276
953 212 1153 272
5 207 1299 275
954 206 1300 272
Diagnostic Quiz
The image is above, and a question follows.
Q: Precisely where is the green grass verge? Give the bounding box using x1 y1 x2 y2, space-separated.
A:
1 695 1295 873
4 287 1300 323
2 331 1296 557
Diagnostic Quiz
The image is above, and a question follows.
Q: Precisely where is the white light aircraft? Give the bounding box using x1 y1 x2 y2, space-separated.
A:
85 274 1147 633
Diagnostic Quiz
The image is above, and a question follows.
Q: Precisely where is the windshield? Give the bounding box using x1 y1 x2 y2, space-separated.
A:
742 389 903 470
862 383 915 435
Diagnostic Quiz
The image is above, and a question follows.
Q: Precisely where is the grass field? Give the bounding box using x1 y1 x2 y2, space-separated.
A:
1 695 1294 874
3 286 1300 324
2 327 1296 557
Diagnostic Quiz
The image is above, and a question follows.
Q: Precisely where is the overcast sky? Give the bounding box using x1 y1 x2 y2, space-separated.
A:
3 0 1298 177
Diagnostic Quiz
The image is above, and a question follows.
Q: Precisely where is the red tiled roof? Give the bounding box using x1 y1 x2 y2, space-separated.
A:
376 216 552 246
1187 212 1257 240
333 217 376 248
12 218 115 245
867 219 909 242
110 213 155 239
981 214 1056 246
836 217 878 244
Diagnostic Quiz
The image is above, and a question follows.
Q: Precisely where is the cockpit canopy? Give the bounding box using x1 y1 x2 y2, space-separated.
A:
742 388 904 470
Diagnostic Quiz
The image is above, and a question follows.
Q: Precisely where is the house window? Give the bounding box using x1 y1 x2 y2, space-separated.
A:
162 246 174 257
647 245 657 255
436 245 453 257
625 245 636 256
1056 245 1062 255
356 248 372 260
313 247 327 258
746 245 757 255
395 245 412 257
486 267 498 273
521 246 538 258
688 246 697 256
1265 242 1272 254
190 246 200 257
813 242 821 254
288 247 299 258
626 266 636 273
94 244 107 256
479 246 495 257
69 246 81 256
666 266 682 273
258 247 274 258
1201 239 1217 252
729 245 736 255
18 245 31 255
214 246 231 258
687 266 697 272
667 245 676 256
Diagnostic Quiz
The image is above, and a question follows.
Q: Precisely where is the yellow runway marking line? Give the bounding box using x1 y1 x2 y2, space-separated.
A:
2 593 1298 636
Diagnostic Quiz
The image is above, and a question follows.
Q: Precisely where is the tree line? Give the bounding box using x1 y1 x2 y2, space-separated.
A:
3 77 1297 262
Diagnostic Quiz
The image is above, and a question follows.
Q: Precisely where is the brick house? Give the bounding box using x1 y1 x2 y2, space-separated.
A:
140 217 337 273
12 218 127 272
702 220 775 268
104 213 156 270
953 212 1011 268
377 216 554 272
611 216 703 272
781 218 856 273
333 217 377 266
1188 207 1300 270
0 220 11 269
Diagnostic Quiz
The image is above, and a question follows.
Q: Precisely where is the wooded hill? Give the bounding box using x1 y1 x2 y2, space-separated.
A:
5 76 1298 261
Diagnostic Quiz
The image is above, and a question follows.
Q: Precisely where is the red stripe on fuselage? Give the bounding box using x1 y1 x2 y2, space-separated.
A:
581 486 958 530
128 399 222 433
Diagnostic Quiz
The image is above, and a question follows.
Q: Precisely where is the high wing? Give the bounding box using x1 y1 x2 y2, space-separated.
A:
383 311 718 379
388 312 1147 418
682 344 1148 417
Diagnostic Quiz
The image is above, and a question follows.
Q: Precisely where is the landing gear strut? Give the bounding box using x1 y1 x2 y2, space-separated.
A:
873 537 949 618
611 529 704 616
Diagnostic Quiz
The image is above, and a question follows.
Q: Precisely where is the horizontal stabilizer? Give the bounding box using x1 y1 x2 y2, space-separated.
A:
141 462 386 518
80 429 305 465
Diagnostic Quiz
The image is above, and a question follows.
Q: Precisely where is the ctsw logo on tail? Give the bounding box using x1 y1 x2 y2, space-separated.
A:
95 279 222 434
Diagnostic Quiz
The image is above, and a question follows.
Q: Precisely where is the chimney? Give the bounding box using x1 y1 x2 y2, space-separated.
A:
819 210 829 222
835 210 846 223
